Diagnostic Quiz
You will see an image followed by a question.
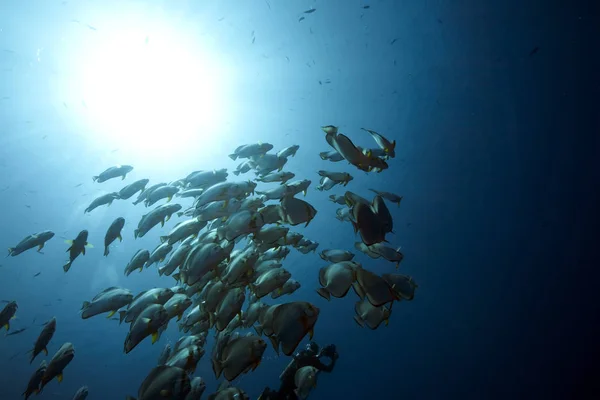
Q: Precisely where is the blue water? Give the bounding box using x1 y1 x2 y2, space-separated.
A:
1 1 598 399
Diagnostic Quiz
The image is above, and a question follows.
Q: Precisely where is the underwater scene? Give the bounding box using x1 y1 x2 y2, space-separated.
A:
0 1 597 399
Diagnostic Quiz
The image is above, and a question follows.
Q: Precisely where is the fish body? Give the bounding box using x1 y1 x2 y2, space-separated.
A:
40 342 75 390
185 169 228 189
23 360 47 400
228 143 273 160
133 183 167 205
92 165 133 182
81 287 133 319
8 230 55 256
0 300 17 331
30 317 56 363
124 304 169 353
63 230 91 272
119 288 174 325
118 179 149 199
134 203 182 238
71 386 89 400
145 185 180 207
104 217 125 256
84 192 119 213
124 249 150 275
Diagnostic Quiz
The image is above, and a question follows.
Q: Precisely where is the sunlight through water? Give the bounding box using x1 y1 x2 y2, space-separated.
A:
74 23 231 166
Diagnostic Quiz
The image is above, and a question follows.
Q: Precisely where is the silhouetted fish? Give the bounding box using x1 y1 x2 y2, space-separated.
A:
5 327 27 336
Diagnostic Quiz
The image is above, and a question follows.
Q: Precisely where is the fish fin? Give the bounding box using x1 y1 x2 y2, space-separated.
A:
315 288 331 301
308 328 314 340
57 373 63 383
268 335 280 355
42 347 48 355
118 234 122 242
81 247 85 256
106 310 116 318
167 196 172 202
159 236 168 243
3 323 8 331
85 242 94 248
151 331 159 344
134 229 139 238
104 246 109 256
63 262 71 273
119 311 126 324
160 219 165 227
122 175 126 180
37 243 45 252
254 324 263 336
353 315 364 327
64 240 73 245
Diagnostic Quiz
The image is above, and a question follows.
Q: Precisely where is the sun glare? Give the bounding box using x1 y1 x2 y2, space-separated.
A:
77 26 229 162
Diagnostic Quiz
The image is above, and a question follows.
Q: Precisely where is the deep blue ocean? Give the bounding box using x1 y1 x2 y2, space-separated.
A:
1 1 598 399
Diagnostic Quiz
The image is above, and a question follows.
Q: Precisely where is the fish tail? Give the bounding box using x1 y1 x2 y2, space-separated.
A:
63 262 71 273
353 315 365 328
92 176 98 182
316 288 331 301
228 154 238 161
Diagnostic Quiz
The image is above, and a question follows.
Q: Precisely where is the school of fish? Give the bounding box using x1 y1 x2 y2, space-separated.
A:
3 125 417 399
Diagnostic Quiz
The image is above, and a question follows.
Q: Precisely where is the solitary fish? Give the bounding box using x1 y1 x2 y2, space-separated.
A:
63 230 93 272
0 301 17 331
7 231 55 256
84 192 119 213
5 327 26 336
104 217 125 256
30 317 56 363
92 165 134 183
